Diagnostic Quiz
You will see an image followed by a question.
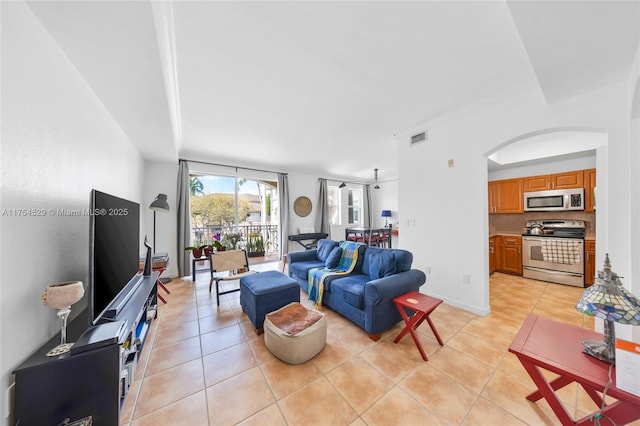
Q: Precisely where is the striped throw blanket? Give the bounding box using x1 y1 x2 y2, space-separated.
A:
541 239 582 265
308 241 361 310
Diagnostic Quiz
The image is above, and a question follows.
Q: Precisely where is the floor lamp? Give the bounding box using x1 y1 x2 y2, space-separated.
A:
150 193 171 284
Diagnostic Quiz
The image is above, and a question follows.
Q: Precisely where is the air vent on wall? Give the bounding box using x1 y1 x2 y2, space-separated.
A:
411 131 427 145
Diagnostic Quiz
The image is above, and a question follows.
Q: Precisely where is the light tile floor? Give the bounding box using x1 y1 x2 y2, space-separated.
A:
119 266 636 425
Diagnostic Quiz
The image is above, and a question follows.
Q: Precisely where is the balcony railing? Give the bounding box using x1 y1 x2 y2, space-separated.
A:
192 224 279 256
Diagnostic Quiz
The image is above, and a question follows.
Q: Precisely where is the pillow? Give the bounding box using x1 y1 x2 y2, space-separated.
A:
316 240 334 261
298 226 315 234
325 247 342 269
368 252 396 279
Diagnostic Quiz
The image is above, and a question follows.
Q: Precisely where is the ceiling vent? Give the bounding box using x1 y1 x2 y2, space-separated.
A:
411 131 427 145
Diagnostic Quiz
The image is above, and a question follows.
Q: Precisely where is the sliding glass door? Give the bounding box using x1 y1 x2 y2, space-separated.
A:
189 173 279 263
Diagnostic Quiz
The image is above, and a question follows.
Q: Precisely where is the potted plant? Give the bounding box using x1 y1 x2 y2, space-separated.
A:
247 233 265 257
212 240 225 252
185 245 204 259
203 244 214 258
221 232 243 250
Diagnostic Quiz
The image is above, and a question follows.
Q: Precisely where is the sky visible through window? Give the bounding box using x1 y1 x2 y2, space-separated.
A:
198 175 259 195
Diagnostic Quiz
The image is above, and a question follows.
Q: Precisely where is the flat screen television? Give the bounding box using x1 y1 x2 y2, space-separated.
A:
89 190 141 325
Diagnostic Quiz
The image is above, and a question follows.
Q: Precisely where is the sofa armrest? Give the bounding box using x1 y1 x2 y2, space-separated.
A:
363 269 427 305
287 249 320 264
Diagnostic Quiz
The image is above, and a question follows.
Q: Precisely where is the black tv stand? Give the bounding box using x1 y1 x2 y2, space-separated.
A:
13 272 159 425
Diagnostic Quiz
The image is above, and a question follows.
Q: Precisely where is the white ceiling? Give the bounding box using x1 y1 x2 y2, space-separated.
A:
24 1 640 183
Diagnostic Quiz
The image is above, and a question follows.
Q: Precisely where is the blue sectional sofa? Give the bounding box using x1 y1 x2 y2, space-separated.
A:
287 239 426 340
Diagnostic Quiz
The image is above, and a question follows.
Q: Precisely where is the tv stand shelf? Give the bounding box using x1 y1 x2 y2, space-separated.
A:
13 272 159 426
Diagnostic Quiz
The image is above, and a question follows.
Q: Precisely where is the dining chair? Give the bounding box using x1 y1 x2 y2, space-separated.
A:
209 250 257 305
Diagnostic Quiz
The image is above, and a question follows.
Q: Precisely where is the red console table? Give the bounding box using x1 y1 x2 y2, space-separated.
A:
509 314 640 425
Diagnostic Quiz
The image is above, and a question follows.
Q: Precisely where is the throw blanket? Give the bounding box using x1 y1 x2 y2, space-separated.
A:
308 241 361 310
541 239 582 265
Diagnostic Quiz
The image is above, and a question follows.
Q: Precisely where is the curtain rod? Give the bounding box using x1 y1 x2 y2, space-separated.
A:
321 177 369 186
180 158 287 176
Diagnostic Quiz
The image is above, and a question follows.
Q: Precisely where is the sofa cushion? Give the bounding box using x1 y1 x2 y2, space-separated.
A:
328 274 369 309
352 243 368 273
325 246 342 269
368 251 396 279
316 239 338 262
289 260 325 281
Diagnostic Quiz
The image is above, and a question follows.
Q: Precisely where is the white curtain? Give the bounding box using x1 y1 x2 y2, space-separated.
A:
177 160 191 277
278 173 289 259
315 178 330 234
363 184 372 227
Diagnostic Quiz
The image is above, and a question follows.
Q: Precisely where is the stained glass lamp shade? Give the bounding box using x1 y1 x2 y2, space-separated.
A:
575 254 640 364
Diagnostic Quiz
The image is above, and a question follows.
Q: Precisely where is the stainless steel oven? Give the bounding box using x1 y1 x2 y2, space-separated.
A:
522 220 585 287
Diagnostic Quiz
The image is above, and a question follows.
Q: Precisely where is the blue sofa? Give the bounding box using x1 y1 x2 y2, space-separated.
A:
287 239 426 340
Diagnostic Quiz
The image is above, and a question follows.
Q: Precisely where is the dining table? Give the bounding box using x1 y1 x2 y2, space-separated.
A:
345 227 392 248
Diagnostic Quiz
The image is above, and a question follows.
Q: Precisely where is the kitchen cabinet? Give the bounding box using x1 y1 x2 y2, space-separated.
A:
488 178 523 213
585 168 596 212
523 170 584 192
489 236 496 274
494 236 502 271
499 236 522 275
585 239 596 286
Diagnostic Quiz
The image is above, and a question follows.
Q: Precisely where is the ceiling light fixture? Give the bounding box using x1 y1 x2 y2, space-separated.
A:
374 169 380 189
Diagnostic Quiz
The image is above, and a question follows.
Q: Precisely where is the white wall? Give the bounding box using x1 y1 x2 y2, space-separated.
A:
398 82 632 318
143 161 179 278
628 39 640 342
0 2 146 421
286 172 321 254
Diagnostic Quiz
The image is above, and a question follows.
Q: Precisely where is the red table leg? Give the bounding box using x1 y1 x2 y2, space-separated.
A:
393 304 443 361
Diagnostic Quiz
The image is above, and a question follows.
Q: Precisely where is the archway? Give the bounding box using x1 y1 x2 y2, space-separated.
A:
485 127 607 298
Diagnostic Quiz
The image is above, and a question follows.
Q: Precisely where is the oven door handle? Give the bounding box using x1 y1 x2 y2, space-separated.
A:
523 266 583 278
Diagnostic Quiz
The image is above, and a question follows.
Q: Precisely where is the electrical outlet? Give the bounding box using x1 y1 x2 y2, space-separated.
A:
462 274 471 284
425 266 431 275
448 159 455 167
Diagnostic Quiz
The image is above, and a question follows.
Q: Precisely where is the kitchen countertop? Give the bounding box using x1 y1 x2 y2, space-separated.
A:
490 232 595 240
489 232 523 238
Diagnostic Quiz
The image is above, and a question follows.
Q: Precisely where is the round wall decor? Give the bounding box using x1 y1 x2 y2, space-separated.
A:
293 196 312 217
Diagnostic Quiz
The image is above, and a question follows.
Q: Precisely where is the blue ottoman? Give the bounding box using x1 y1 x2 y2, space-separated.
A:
240 270 300 334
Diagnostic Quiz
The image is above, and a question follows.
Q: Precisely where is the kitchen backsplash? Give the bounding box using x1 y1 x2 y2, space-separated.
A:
489 211 595 237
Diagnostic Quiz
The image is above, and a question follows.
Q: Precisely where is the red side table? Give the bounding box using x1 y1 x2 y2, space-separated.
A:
509 314 640 425
393 291 444 361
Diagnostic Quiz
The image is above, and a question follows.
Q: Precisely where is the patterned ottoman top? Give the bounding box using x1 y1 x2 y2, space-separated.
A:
266 303 323 335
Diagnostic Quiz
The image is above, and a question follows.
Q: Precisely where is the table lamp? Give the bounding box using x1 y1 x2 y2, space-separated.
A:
381 210 391 227
41 281 85 356
575 254 640 364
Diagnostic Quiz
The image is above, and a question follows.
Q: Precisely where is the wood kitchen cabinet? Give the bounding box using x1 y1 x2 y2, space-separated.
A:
489 236 496 274
488 178 523 213
499 236 522 275
523 170 584 192
585 168 596 212
585 239 596 285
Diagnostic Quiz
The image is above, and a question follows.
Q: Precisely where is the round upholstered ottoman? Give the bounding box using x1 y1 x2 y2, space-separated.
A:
264 302 327 364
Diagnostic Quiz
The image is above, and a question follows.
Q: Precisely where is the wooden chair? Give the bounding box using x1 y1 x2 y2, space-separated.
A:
346 229 364 243
209 250 257 305
377 228 392 248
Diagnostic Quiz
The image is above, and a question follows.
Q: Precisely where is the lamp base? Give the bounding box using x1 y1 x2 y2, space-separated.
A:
46 342 74 357
582 339 615 364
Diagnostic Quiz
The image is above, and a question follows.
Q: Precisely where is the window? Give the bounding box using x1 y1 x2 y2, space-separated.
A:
347 189 362 225
328 185 340 225
188 173 279 262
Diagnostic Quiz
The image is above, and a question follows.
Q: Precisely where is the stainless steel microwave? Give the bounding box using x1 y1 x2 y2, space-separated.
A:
524 188 585 211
